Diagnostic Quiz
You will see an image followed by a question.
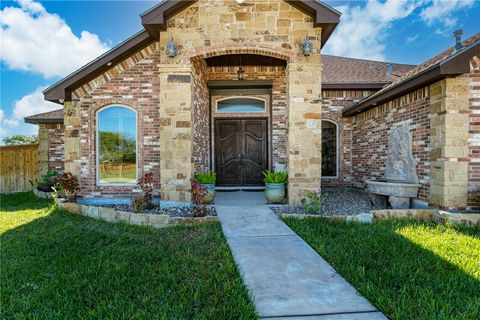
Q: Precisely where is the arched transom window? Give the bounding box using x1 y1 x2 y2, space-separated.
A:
322 120 338 177
217 97 266 113
97 105 137 185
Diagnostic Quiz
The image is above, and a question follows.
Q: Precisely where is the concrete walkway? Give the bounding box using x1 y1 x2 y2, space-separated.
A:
216 206 386 320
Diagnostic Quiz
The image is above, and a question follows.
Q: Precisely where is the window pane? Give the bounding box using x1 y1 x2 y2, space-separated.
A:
98 106 136 184
322 121 337 177
217 97 265 112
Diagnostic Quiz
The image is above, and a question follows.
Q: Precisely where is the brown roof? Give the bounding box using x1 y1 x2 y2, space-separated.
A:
322 55 416 89
24 109 64 124
344 32 480 116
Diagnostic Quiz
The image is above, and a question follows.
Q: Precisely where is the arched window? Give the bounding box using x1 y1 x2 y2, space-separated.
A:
217 97 266 113
322 120 338 177
97 105 137 185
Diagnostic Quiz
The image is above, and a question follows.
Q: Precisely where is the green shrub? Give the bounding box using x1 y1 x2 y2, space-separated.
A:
194 172 216 184
262 171 288 184
300 190 325 214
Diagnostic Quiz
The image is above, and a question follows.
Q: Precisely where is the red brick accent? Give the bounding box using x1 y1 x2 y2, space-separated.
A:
189 45 295 63
349 88 431 202
72 43 160 198
321 90 376 187
40 123 65 172
467 61 480 209
192 59 210 172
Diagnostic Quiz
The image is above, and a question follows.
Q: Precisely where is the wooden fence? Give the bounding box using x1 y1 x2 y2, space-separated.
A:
0 144 39 193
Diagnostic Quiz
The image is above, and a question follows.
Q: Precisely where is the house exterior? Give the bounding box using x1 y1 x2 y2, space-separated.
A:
25 0 480 210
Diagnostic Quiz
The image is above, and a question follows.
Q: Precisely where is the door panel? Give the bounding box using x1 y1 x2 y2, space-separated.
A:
215 119 267 185
243 120 266 185
216 121 242 185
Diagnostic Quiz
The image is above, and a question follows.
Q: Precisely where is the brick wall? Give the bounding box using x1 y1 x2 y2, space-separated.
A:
467 57 480 209
321 90 376 187
38 123 64 174
349 88 431 202
71 43 160 198
192 59 210 172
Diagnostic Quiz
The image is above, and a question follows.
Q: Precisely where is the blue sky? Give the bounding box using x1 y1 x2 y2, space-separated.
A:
1 0 479 139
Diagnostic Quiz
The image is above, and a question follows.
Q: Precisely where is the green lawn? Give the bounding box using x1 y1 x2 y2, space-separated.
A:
1 192 257 319
283 217 480 320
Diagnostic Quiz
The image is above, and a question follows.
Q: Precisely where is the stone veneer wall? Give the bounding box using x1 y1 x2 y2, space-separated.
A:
208 65 287 167
69 43 161 198
38 123 65 175
349 87 431 202
192 59 210 172
321 90 376 187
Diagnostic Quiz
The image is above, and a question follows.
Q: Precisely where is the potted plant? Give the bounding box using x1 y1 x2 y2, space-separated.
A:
32 170 58 192
193 172 216 204
262 170 288 203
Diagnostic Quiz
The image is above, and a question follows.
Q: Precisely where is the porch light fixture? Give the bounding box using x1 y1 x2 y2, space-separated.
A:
166 37 178 58
300 37 313 56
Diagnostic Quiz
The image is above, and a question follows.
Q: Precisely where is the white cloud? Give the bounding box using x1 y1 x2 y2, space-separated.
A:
0 0 110 78
323 0 421 61
1 87 59 138
406 34 419 44
420 0 474 26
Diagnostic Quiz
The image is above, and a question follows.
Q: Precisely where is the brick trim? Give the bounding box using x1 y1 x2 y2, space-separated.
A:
189 44 295 63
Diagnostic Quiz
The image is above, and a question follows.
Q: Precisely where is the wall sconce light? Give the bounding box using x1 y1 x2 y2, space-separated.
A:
166 37 178 58
237 66 245 80
300 37 313 56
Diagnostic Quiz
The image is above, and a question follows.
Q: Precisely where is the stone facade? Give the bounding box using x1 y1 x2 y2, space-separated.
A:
429 77 470 209
49 0 477 209
38 123 64 175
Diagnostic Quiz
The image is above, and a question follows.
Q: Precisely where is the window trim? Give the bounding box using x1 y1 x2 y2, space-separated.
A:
321 119 339 179
216 96 267 113
96 105 138 186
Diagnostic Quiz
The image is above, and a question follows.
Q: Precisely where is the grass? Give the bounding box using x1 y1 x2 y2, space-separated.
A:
1 192 257 319
283 217 480 320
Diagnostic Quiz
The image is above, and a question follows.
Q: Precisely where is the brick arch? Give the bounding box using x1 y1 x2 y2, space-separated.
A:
188 44 295 63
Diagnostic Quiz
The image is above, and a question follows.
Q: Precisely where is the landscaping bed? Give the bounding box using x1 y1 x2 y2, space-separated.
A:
97 203 217 217
270 187 380 216
1 192 257 319
283 216 480 320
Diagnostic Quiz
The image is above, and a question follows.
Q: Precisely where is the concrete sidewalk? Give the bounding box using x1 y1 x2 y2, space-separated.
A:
216 206 386 320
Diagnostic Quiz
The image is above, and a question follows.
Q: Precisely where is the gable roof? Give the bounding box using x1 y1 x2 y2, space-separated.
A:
322 55 416 89
43 1 340 103
24 109 64 124
141 0 341 47
343 32 480 116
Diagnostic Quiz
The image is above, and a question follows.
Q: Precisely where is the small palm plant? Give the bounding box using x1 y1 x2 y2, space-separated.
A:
262 170 288 204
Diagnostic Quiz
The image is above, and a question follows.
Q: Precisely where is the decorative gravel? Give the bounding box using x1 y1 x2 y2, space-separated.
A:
270 187 380 216
98 204 217 217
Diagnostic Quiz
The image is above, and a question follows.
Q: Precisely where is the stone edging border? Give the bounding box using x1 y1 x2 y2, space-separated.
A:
56 200 219 228
279 209 480 227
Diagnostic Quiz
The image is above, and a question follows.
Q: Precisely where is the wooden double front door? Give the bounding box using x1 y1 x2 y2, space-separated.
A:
215 119 267 186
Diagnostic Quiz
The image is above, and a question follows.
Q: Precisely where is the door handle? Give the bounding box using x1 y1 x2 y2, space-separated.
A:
238 154 245 166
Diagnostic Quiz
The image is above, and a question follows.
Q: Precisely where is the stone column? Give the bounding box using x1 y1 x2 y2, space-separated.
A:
286 63 323 204
63 101 81 177
159 64 194 202
429 76 470 209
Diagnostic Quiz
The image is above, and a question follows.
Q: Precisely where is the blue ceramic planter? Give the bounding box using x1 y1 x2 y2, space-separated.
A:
265 183 286 203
